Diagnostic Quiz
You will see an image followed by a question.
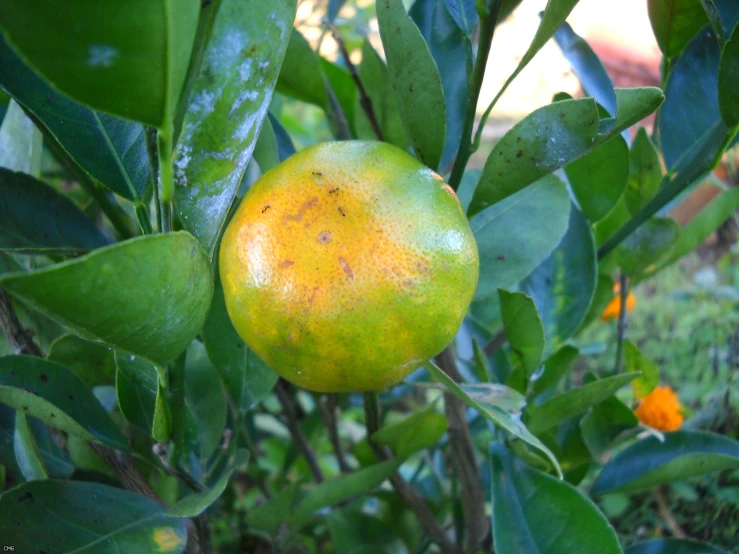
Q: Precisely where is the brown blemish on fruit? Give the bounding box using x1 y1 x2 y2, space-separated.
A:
339 257 354 279
317 231 332 244
328 187 339 194
279 260 295 268
261 205 271 213
338 207 345 216
282 197 317 224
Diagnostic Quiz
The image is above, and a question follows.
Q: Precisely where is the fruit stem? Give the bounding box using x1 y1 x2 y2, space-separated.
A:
448 0 504 191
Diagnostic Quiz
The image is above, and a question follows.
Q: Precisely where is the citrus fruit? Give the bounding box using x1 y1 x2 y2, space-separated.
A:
219 141 479 392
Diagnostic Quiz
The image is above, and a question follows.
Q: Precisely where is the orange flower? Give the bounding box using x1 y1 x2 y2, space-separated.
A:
634 385 684 431
601 283 636 321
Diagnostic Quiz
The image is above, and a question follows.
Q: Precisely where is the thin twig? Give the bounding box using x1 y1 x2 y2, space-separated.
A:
0 291 43 357
274 380 324 482
613 272 629 374
483 329 507 356
317 394 351 473
436 346 489 553
325 21 384 142
654 486 687 538
363 392 461 554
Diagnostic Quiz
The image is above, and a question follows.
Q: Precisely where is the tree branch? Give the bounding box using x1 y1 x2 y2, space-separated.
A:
325 21 384 142
613 272 629 375
654 486 686 538
274 380 324 482
317 393 351 473
363 392 461 554
436 346 489 553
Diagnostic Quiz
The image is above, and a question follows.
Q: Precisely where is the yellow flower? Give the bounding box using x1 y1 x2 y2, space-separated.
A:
601 283 636 321
634 385 684 431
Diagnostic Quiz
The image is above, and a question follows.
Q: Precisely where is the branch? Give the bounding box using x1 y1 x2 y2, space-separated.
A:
436 346 489 553
274 380 324 482
325 21 384 142
613 272 629 375
0 291 43 357
654 486 687 539
363 392 461 554
483 329 507 356
317 394 351 473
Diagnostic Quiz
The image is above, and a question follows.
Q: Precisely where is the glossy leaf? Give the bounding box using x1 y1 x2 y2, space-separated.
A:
328 509 407 554
565 136 629 222
169 449 248 517
47 334 116 388
490 443 621 554
0 168 108 254
0 355 130 450
522 206 597 355
660 27 724 172
610 87 665 133
579 273 617 330
0 0 200 128
0 232 214 366
624 341 659 399
201 269 277 414
410 0 468 169
526 372 640 434
530 345 580 398
613 217 679 279
625 128 662 214
427 362 562 477
268 112 296 161
0 36 151 201
648 0 709 57
252 116 281 174
115 352 169 441
580 395 638 462
13 413 47 480
554 22 616 118
377 0 446 170
184 341 227 460
372 404 447 457
471 175 571 301
592 431 739 495
469 98 599 215
0 480 187 552
444 0 478 34
498 289 545 378
718 21 739 126
0 99 41 176
625 539 727 554
656 188 739 272
354 40 408 150
276 28 328 109
173 0 296 255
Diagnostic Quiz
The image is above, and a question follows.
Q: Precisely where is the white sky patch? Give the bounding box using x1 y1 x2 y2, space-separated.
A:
86 45 118 67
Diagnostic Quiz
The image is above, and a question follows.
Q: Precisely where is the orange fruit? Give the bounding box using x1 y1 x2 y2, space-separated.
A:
219 141 479 392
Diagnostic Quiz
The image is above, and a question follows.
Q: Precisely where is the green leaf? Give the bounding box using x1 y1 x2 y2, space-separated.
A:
565 136 629 222
580 394 638 462
354 39 409 150
498 289 545 378
625 539 727 554
648 0 709 57
625 128 662 214
267 112 296 161
321 57 357 137
0 168 108 254
522 206 597 355
469 98 599 215
0 232 214 367
0 355 130 451
0 480 188 552
328 509 407 554
426 362 562 477
654 187 739 272
610 87 665 133
245 482 302 535
277 29 329 109
471 175 571 301
377 0 446 170
25 415 74 478
718 21 739 126
624 341 659 398
613 217 679 279
444 0 478 35
47 334 116 388
0 0 200 128
591 430 739 495
13 413 47 480
184 341 227 460
169 449 249 517
0 99 41 176
0 36 151 201
579 273 616 330
372 404 448 457
530 345 580 398
660 26 724 171
202 267 277 414
173 0 296 255
115 352 170 441
526 372 639 434
252 117 281 174
490 443 622 554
